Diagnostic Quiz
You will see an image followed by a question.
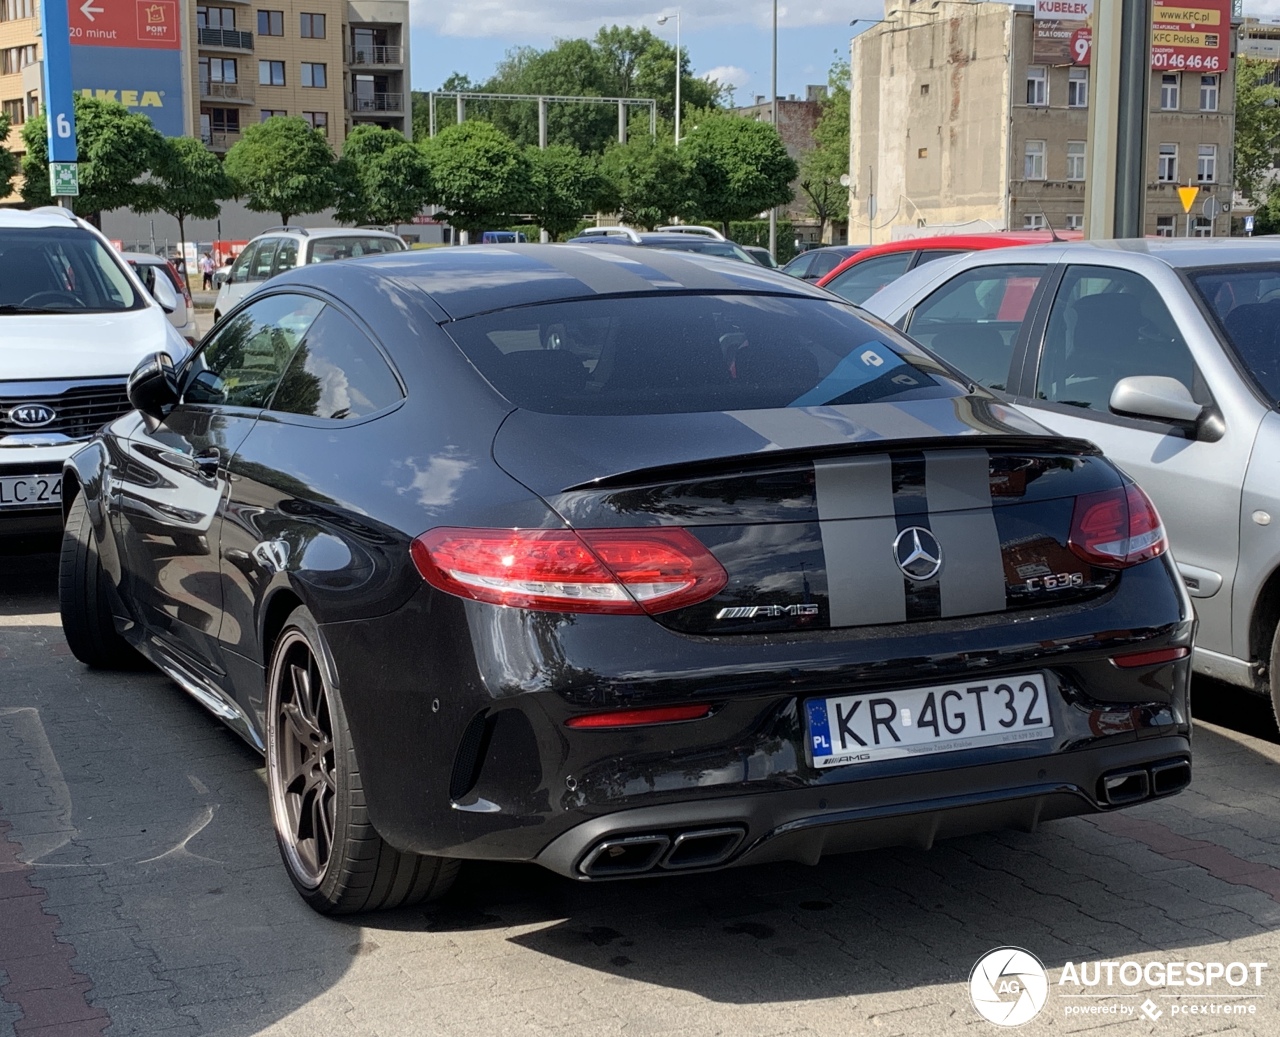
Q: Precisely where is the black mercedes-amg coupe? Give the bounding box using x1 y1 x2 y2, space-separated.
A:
59 244 1194 914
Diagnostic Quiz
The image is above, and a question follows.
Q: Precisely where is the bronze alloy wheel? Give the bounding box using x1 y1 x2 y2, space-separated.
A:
267 629 337 888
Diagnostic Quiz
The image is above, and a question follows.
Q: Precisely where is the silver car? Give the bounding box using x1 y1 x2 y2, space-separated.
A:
861 238 1280 714
212 226 406 321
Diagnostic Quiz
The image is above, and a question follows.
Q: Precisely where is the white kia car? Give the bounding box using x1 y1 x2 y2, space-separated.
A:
0 207 191 536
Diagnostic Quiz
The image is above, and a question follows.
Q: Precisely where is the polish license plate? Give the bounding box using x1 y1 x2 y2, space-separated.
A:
0 474 62 509
806 674 1054 768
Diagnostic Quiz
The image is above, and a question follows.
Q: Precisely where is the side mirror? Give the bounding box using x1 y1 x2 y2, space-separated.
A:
127 352 179 418
1109 376 1204 425
149 274 178 314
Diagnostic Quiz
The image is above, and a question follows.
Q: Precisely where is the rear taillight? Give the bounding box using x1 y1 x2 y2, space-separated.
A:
565 704 714 728
410 527 728 615
1068 482 1167 569
1111 646 1189 669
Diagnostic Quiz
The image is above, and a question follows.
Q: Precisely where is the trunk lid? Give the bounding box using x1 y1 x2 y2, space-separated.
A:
493 404 1125 634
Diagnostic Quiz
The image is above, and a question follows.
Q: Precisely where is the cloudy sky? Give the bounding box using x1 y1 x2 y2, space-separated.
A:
408 0 1280 103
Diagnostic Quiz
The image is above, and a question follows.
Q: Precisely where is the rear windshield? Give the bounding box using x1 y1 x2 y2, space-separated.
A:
306 235 405 263
444 293 969 415
0 226 143 314
649 240 752 262
1189 264 1280 403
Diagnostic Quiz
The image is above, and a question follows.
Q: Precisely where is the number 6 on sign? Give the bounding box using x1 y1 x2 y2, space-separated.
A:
56 113 72 138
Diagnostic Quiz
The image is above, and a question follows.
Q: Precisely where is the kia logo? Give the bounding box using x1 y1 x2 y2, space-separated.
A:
8 404 57 428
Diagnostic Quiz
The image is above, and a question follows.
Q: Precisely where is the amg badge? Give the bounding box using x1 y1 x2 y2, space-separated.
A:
716 604 820 620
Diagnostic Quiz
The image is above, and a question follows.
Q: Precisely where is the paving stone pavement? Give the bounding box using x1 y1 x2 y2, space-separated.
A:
5 545 1280 1036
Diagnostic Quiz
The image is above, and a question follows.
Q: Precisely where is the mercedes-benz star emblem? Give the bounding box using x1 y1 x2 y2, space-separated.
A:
893 526 943 582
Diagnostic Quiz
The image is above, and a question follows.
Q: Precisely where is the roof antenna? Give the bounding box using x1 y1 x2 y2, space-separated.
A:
1036 201 1064 243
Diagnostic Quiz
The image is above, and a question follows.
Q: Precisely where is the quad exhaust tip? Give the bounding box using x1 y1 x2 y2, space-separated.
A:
579 826 746 878
1099 757 1191 807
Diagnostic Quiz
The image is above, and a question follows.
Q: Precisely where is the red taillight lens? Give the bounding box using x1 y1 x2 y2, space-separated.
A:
410 527 728 615
1068 483 1167 569
1111 646 1189 669
565 704 713 728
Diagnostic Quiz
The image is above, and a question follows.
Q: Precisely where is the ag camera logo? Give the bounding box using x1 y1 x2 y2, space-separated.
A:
970 947 1049 1026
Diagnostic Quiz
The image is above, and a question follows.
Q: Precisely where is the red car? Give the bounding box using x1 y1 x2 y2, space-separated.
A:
816 231 1082 305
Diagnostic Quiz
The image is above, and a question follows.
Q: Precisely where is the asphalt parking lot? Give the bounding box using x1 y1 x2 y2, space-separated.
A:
4 542 1280 1037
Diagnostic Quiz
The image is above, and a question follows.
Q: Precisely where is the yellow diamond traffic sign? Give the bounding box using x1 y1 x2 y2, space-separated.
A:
1177 185 1199 214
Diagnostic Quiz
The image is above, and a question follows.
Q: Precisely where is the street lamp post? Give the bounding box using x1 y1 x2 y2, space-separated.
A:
657 10 681 144
768 0 777 259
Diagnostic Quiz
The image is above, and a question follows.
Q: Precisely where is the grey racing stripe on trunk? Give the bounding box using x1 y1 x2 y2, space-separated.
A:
815 456 906 626
925 450 1006 617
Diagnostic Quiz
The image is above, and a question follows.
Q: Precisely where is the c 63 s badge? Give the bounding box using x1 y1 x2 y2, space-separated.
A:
1025 572 1085 592
717 604 820 620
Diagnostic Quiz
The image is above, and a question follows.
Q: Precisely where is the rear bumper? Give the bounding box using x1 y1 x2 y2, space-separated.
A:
535 737 1191 879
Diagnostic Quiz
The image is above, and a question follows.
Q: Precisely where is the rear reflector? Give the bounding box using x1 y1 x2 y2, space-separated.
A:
565 704 713 728
1069 482 1167 569
1111 646 1189 669
411 527 728 615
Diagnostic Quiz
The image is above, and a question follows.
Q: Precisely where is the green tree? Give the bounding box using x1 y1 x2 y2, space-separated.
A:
411 72 477 141
224 116 336 224
1235 58 1280 206
151 135 236 251
799 59 851 242
680 112 797 233
21 95 165 223
593 26 721 127
334 124 433 225
526 145 601 239
598 134 690 228
0 112 16 198
421 121 529 240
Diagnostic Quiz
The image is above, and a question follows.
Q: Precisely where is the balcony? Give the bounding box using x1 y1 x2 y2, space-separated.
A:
350 92 404 114
199 81 255 104
197 27 254 52
348 45 402 66
203 130 242 152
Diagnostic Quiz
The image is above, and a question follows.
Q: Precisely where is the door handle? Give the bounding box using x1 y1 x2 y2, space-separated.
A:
194 448 222 477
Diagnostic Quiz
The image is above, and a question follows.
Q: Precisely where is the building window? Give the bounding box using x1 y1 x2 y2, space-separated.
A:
25 91 37 119
1160 73 1180 110
1026 66 1048 106
1156 215 1175 237
257 10 283 36
1065 214 1084 231
301 62 327 88
1066 140 1086 181
1200 75 1219 112
920 83 930 96
300 12 325 38
1068 68 1088 107
260 109 287 121
203 107 241 133
2 98 23 125
917 147 928 158
1193 216 1213 237
1 45 37 75
260 60 285 86
303 111 328 134
1024 140 1046 180
200 57 238 84
1 0 36 20
1157 143 1178 182
1023 213 1047 230
1197 143 1217 183
197 6 236 29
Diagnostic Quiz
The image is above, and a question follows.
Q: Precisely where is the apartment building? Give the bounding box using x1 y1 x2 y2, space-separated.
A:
193 0 410 151
0 0 409 183
851 0 1236 240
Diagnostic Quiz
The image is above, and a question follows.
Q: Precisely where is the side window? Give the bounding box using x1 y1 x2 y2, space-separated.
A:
228 244 257 284
914 249 968 267
269 306 403 420
247 238 281 281
1036 265 1196 413
823 252 915 305
785 253 813 279
809 252 842 278
271 239 299 277
183 294 324 408
905 264 1047 392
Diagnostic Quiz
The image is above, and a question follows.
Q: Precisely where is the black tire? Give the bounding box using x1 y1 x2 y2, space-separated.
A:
1270 624 1280 732
58 491 139 669
265 606 458 914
